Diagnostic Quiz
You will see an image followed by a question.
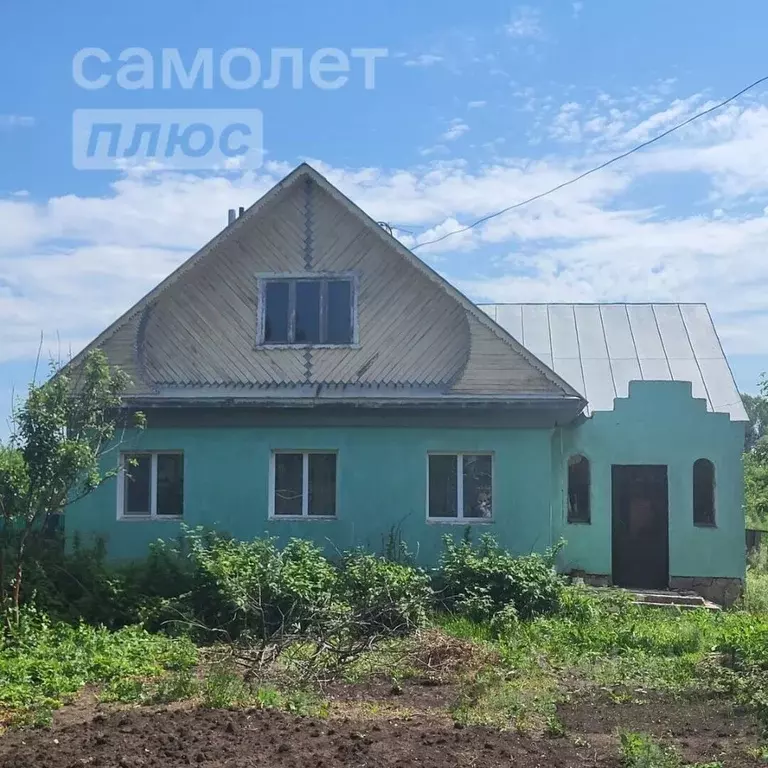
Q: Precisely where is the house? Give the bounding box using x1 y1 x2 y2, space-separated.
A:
66 164 748 605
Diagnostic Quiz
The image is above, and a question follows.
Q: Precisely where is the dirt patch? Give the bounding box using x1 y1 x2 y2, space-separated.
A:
325 678 459 721
558 689 764 767
0 707 619 768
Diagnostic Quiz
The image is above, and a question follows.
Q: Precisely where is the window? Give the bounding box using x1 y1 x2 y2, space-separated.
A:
428 453 493 520
119 452 183 519
261 277 354 345
271 452 337 518
567 455 591 524
693 458 715 526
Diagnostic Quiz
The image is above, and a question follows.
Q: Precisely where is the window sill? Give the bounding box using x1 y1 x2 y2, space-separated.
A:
256 343 360 350
427 518 494 525
268 515 337 521
694 522 717 529
567 520 592 526
117 516 183 522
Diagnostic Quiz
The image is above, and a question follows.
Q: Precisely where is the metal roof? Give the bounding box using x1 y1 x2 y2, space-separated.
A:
478 303 747 421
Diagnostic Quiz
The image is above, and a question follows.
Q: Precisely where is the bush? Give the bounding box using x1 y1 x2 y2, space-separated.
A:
619 731 681 768
2 532 199 631
743 544 768 614
436 533 565 624
176 531 345 644
340 551 431 635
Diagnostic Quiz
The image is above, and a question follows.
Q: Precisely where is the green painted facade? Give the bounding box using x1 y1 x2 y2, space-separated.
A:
553 380 746 581
67 381 745 582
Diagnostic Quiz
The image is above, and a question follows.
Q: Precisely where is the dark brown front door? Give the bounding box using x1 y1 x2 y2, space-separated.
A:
611 465 669 590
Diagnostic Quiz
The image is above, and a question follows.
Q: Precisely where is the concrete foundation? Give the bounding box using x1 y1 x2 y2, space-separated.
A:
569 571 611 587
668 577 743 607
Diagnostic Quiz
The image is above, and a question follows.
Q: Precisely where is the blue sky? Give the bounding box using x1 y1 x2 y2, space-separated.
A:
2 0 768 435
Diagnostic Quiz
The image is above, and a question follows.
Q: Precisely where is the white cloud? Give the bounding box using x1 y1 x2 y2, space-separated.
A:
504 6 543 39
468 100 487 109
548 102 583 143
403 54 444 67
0 115 35 129
419 144 450 157
618 95 705 146
440 118 470 142
4 92 768 381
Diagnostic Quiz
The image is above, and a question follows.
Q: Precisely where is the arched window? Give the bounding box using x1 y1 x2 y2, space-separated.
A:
693 459 715 527
567 455 591 524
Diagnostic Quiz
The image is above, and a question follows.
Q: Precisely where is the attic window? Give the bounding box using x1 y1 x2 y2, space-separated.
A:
260 277 354 346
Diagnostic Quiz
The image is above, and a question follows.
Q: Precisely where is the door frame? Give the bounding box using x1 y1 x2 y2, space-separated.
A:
611 464 669 590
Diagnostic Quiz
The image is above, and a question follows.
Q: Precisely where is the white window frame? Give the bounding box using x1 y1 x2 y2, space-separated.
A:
426 452 494 523
269 450 338 520
255 272 359 348
117 451 184 521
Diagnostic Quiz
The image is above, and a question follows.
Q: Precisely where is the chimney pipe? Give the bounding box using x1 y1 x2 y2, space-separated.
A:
227 209 236 225
238 206 245 217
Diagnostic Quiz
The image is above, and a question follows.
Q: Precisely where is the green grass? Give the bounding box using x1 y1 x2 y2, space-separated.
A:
435 587 768 733
0 610 198 725
619 732 725 768
620 732 682 768
3 582 768 740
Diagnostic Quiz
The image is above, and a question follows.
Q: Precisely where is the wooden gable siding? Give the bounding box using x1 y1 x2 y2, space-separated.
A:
450 315 565 395
98 314 153 395
87 165 582 402
136 179 469 388
306 184 468 385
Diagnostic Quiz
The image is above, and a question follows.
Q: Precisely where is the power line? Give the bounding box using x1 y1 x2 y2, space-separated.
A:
412 74 768 251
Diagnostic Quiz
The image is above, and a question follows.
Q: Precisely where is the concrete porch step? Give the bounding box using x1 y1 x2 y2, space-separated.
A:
625 589 721 611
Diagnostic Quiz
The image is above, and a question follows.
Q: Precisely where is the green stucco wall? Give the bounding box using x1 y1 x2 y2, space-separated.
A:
67 426 556 563
67 381 746 583
552 380 746 581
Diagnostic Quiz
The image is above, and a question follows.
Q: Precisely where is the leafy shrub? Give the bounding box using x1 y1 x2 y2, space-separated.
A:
619 731 681 768
340 551 431 635
4 532 199 631
201 662 251 708
172 530 345 644
436 533 565 624
743 544 768 614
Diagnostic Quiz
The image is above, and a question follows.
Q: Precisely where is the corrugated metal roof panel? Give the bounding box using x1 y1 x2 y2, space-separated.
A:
669 358 709 404
521 304 551 357
653 304 695 359
478 303 747 421
638 357 672 381
679 304 722 358
626 304 666 360
495 304 522 340
553 357 586 402
600 305 636 360
582 357 616 412
611 357 643 400
574 304 609 359
698 357 746 420
549 305 578 359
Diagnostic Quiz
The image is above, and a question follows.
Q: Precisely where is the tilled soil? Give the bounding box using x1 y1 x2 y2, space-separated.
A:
1 684 764 768
558 690 764 767
0 707 618 768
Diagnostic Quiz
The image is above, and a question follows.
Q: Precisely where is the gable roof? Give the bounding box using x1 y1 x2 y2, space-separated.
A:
69 164 584 410
479 302 747 421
